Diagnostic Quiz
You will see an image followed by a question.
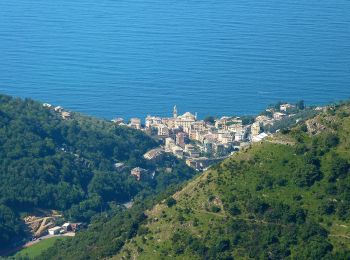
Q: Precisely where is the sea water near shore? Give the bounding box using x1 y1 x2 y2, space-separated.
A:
0 0 350 119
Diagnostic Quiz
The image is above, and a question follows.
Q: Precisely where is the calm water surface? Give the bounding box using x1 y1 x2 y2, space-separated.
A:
0 0 349 119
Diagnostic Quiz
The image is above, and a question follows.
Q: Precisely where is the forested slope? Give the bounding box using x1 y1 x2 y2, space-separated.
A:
0 94 194 251
112 103 350 259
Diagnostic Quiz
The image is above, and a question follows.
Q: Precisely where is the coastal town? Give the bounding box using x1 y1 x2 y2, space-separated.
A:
112 101 318 173
42 100 321 179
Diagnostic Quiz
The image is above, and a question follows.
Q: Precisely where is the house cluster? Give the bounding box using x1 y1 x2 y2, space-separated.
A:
142 107 249 170
43 103 72 120
47 222 81 236
112 103 303 171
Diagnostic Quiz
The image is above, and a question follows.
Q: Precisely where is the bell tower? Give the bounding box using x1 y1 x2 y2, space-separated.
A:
173 105 178 118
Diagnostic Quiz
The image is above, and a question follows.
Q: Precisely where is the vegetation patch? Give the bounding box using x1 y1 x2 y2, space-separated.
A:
14 237 70 259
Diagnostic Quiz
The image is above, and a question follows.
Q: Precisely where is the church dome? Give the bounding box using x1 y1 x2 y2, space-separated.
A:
179 112 196 120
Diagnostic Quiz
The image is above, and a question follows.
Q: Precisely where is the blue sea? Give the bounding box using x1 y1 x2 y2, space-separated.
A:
0 0 350 120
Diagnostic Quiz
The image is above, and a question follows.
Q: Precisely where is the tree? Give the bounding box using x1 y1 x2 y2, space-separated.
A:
0 94 195 250
204 116 216 124
327 154 349 182
166 197 177 207
324 133 340 148
296 100 305 110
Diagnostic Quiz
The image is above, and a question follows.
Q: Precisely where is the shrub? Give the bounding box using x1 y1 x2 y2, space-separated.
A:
166 197 177 207
324 133 339 148
229 205 241 216
211 205 221 213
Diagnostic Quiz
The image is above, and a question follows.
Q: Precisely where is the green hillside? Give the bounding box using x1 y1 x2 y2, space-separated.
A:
0 94 194 251
113 104 350 259
14 237 70 259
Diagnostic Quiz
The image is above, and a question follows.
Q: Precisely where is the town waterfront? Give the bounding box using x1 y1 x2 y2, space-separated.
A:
1 0 350 119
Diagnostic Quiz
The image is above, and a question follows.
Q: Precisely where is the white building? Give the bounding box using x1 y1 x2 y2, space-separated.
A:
217 131 234 145
251 122 261 137
54 106 63 113
143 148 164 161
175 112 197 130
62 223 72 232
172 146 184 158
48 226 62 235
43 103 52 108
157 124 169 137
61 111 71 120
129 118 141 129
191 121 206 131
112 118 124 125
228 123 243 133
252 132 269 142
114 163 125 172
165 137 176 152
234 132 244 142
145 116 162 128
255 115 274 126
280 104 295 112
273 112 286 120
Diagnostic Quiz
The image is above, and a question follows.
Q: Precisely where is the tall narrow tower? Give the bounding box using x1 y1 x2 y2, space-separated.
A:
173 105 178 118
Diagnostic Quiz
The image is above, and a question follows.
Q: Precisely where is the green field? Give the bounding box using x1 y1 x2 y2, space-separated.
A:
14 237 70 259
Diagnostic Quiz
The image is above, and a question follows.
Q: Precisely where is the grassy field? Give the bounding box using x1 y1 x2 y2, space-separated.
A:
14 237 70 259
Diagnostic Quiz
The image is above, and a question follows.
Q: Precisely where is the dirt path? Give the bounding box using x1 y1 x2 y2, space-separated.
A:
329 234 350 239
265 139 295 146
35 217 54 237
196 209 287 227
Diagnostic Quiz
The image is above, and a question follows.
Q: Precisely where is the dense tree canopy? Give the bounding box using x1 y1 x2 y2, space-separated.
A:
0 94 194 250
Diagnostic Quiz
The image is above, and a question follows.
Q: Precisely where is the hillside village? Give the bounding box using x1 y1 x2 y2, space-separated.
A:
111 101 321 172
42 100 321 178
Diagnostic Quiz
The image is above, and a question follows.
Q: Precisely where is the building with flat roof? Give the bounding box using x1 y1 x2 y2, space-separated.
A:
114 163 125 172
252 132 269 143
280 103 296 112
48 226 62 235
62 223 72 232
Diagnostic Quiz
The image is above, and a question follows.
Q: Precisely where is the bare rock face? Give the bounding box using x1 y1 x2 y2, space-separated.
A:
306 118 326 135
